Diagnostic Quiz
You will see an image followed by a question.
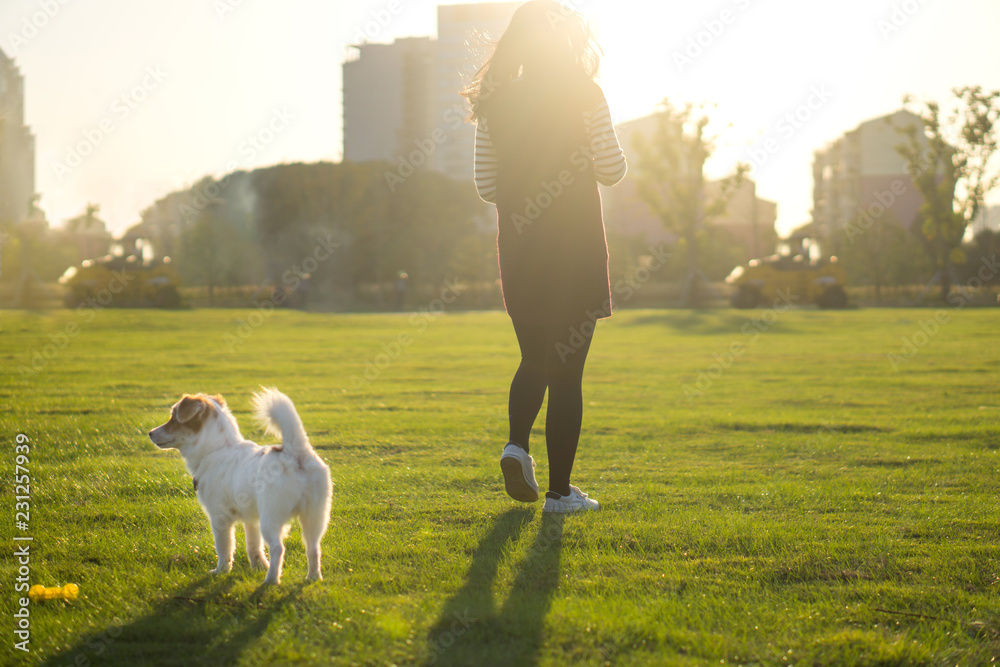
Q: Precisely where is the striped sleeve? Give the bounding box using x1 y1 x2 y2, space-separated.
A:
586 96 627 186
474 119 498 204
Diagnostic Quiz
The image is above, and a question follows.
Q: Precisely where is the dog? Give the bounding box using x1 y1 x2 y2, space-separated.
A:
149 388 331 584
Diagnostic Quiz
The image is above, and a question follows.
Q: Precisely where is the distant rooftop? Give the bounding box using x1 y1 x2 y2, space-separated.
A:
438 3 518 23
814 108 924 155
856 108 922 130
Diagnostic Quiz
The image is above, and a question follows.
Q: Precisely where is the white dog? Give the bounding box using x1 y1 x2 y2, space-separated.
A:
149 388 331 584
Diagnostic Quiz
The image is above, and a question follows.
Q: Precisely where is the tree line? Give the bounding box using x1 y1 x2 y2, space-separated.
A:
134 161 495 308
3 87 996 309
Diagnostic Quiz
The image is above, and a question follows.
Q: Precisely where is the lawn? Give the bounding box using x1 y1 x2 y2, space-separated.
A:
1 306 998 666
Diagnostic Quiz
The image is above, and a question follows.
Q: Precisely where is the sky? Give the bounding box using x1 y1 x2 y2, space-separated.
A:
2 0 999 238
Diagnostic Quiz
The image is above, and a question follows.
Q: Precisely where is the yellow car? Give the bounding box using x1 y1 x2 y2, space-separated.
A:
60 255 182 308
726 253 848 309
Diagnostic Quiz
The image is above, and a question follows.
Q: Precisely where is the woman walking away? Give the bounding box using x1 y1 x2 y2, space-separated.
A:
463 0 627 513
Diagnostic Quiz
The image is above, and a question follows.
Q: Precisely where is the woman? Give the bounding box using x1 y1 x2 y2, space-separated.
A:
463 0 627 513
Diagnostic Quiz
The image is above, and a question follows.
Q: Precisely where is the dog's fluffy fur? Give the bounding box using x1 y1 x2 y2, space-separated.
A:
149 388 331 584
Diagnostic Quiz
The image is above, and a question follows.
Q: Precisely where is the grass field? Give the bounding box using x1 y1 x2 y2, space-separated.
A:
1 306 998 666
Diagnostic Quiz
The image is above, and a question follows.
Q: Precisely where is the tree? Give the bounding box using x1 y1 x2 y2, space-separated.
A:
65 203 101 233
449 232 499 308
960 228 999 287
894 87 1000 300
177 195 261 304
142 162 484 309
633 100 747 307
833 210 931 303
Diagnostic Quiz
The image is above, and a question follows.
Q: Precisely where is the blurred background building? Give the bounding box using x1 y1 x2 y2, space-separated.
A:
0 47 37 225
433 3 517 181
811 109 928 236
343 37 436 165
342 3 518 181
973 204 1000 235
604 113 778 262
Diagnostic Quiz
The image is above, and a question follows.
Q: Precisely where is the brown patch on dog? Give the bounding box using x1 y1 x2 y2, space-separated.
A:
209 394 227 408
174 395 212 432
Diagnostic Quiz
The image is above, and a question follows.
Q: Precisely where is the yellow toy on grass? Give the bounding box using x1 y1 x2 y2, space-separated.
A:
28 584 79 602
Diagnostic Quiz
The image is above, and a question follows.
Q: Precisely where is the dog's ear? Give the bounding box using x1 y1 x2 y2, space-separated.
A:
176 396 207 424
209 394 227 408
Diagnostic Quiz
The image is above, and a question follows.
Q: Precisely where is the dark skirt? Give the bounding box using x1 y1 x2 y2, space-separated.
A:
485 76 613 327
496 174 612 327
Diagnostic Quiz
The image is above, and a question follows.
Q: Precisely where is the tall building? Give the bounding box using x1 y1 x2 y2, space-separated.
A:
0 48 36 225
343 37 436 165
812 109 928 237
603 113 778 260
433 3 518 180
342 3 517 181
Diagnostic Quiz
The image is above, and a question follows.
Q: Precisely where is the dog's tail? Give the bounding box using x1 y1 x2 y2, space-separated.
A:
252 387 312 455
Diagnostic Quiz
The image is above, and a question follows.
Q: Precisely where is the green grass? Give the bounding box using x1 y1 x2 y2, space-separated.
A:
1 307 998 666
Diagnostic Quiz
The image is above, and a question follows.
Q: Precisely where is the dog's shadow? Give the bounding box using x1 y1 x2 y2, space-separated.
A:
425 508 565 667
39 573 308 667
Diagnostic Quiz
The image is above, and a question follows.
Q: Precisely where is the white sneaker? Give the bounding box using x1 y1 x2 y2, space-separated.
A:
500 443 539 502
542 485 600 513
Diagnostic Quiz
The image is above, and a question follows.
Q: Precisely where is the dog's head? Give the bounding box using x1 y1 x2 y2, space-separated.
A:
149 394 227 450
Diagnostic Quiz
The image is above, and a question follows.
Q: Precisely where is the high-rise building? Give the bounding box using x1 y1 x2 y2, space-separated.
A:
343 37 436 165
0 48 36 225
433 3 518 181
812 109 928 237
342 3 517 182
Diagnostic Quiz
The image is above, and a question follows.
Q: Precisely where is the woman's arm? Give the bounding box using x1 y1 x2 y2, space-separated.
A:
586 96 627 186
474 120 498 204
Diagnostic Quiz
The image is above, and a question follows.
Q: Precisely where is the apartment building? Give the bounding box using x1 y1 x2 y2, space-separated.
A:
812 109 928 237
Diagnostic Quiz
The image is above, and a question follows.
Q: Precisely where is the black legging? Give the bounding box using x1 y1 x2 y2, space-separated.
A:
507 319 594 497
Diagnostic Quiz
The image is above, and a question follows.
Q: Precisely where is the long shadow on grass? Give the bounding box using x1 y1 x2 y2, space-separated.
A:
426 508 565 667
40 575 307 666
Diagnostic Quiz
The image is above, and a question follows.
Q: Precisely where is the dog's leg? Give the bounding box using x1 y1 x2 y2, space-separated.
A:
300 511 326 582
245 521 269 570
210 518 235 574
260 517 285 585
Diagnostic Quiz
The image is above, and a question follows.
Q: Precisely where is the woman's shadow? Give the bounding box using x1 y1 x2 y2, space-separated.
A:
426 507 565 667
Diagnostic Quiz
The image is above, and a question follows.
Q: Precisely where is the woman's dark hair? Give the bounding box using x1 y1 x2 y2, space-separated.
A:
462 0 602 122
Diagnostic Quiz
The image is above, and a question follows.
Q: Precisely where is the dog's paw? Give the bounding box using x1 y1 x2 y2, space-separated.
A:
306 572 322 582
210 564 232 575
262 576 280 585
250 559 269 571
